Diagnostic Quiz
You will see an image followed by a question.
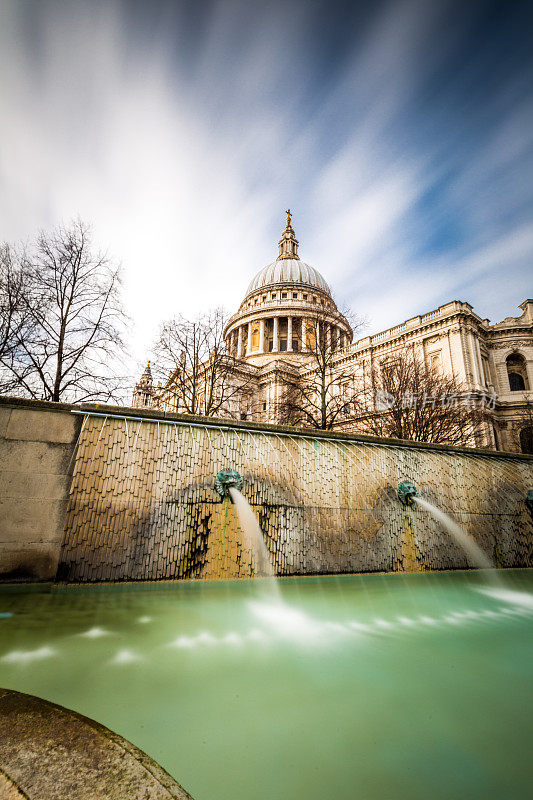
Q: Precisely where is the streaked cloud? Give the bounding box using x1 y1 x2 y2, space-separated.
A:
1 0 531 370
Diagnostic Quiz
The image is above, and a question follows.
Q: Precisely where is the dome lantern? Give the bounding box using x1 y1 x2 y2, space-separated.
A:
277 209 299 260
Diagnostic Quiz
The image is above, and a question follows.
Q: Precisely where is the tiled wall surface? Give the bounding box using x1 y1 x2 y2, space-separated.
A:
59 415 533 582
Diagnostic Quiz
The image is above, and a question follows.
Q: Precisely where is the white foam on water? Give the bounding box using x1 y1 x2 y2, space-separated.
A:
374 618 394 630
78 626 112 638
249 600 337 644
110 648 142 665
443 615 464 625
222 633 243 646
347 620 372 634
138 616 152 624
476 587 533 610
195 631 216 645
397 616 416 627
325 622 350 634
1 646 56 664
449 611 471 621
418 616 437 626
168 636 196 649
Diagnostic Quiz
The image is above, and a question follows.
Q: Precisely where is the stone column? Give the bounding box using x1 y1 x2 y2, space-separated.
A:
246 322 252 355
237 327 243 358
469 331 482 387
287 316 293 351
326 323 331 349
475 337 485 385
259 319 265 353
302 318 307 351
273 317 279 352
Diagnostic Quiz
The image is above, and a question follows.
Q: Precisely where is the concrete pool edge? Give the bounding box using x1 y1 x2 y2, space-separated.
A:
0 688 194 800
1 566 532 595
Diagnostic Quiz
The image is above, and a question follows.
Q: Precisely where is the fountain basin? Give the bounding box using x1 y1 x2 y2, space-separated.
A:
0 687 192 799
1 571 532 800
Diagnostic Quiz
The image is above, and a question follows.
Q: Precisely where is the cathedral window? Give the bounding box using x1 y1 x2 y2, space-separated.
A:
293 292 297 299
282 292 287 299
509 373 525 391
250 322 260 351
506 353 528 391
306 325 316 349
303 294 307 300
272 293 277 299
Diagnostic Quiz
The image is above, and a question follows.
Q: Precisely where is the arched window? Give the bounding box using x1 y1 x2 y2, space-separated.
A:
506 353 528 392
250 322 260 352
520 426 533 454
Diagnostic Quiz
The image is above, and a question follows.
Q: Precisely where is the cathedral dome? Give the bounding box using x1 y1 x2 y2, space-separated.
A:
244 258 331 299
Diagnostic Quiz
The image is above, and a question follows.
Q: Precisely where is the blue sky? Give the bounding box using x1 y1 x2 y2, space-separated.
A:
1 0 532 364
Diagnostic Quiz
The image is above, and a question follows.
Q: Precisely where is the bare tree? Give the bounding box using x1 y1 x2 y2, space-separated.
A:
277 313 360 429
355 347 491 446
0 244 32 393
0 219 128 402
153 308 252 417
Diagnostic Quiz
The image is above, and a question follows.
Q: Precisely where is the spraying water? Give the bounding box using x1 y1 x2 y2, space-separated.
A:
412 497 533 608
227 487 280 596
412 496 496 578
227 487 333 634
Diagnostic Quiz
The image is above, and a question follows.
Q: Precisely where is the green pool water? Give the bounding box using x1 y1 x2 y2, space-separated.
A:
1 570 532 800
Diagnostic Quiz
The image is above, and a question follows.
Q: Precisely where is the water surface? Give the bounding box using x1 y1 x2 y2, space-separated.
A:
1 570 532 800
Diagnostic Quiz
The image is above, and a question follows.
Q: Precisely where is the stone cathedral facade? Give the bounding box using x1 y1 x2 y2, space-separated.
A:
133 213 533 454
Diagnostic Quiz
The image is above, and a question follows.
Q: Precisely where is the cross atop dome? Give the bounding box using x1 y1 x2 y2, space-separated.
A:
277 209 299 260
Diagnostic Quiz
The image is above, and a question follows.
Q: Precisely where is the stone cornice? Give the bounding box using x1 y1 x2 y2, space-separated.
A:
330 301 483 367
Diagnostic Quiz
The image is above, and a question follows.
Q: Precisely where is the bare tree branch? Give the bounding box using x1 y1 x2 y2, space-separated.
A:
152 308 255 417
0 219 129 402
354 347 491 446
277 311 363 429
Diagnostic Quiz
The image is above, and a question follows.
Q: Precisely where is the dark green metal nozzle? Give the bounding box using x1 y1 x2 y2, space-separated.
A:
398 480 418 506
214 468 243 500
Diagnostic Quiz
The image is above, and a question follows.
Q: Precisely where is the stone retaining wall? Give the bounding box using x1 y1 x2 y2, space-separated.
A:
0 398 81 580
1 398 532 582
58 407 533 581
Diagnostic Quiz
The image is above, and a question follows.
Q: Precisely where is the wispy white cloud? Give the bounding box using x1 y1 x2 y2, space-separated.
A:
0 0 532 368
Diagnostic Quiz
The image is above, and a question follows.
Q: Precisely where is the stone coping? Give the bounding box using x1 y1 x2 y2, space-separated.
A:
0 688 194 799
1 395 531 462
